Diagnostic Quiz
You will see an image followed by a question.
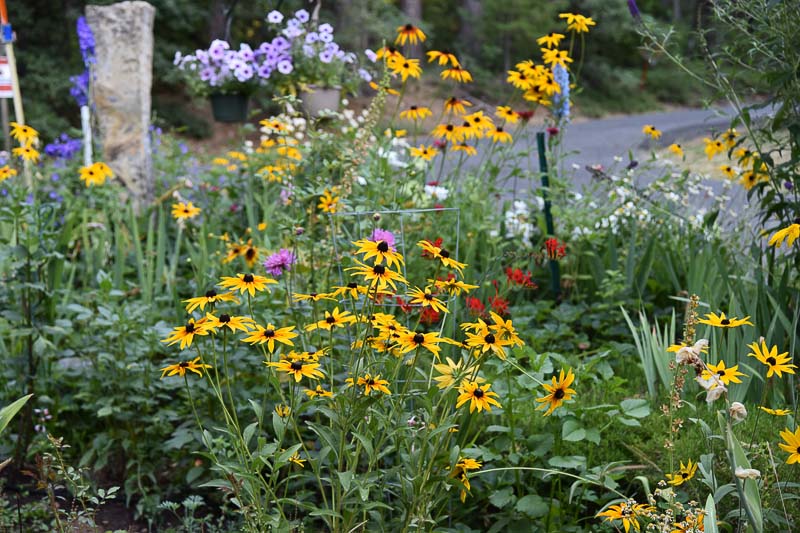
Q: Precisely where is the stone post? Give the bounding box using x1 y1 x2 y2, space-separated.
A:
86 1 156 209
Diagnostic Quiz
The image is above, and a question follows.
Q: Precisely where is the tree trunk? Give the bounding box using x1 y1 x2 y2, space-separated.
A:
400 0 422 21
459 0 481 55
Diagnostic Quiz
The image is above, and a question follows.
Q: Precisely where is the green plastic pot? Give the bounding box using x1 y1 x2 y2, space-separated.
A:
210 93 250 123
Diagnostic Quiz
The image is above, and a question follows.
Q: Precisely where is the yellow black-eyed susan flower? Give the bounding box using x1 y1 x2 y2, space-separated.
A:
219 273 277 297
701 360 746 385
395 23 426 46
465 321 512 359
172 201 202 220
0 165 17 182
720 164 737 179
597 501 653 533
441 66 472 83
397 330 443 358
160 356 212 378
410 144 438 161
417 240 467 274
535 368 576 416
760 406 791 416
399 105 432 122
666 459 698 486
495 105 519 124
704 137 725 159
541 48 572 69
10 122 39 146
201 312 255 334
242 323 298 352
347 260 407 292
356 373 391 395
293 291 335 303
426 50 459 67
697 311 752 328
489 126 512 144
536 32 565 48
13 146 40 164
266 358 324 382
768 223 800 249
184 289 239 313
305 307 357 332
430 277 478 296
443 97 472 115
387 56 422 81
305 385 333 399
317 189 340 213
161 318 209 350
747 340 796 378
559 12 596 33
353 238 404 269
456 380 501 413
642 124 661 140
778 427 800 464
408 286 449 314
668 143 684 158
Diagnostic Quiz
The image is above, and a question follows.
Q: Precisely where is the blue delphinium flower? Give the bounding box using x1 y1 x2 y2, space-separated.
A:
44 134 83 161
76 17 96 66
552 64 570 122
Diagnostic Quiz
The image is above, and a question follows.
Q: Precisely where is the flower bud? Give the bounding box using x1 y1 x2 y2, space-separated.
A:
735 467 761 480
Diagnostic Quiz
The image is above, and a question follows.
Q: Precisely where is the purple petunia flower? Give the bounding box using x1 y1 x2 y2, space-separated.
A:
263 248 297 277
305 32 319 44
319 32 334 44
370 228 396 250
319 50 334 63
318 23 333 34
365 49 377 62
358 68 372 82
277 59 293 74
267 10 284 24
208 39 229 60
295 9 310 23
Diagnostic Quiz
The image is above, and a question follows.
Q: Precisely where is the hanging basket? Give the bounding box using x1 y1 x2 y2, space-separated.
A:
301 86 341 118
210 93 250 123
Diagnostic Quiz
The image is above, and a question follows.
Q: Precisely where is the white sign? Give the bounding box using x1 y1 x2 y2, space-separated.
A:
0 57 12 98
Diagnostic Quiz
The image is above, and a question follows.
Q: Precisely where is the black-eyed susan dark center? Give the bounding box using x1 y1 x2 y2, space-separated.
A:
290 361 303 371
243 274 254 283
484 333 496 344
413 333 425 344
220 314 231 323
440 249 450 258
264 329 276 338
554 389 565 399
326 316 336 324
185 322 195 333
373 265 386 275
205 289 217 298
377 241 389 253
245 248 256 261
348 282 358 289
767 356 777 366
720 318 730 325
473 388 484 398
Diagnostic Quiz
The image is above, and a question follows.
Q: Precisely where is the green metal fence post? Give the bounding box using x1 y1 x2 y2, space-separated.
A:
536 131 561 297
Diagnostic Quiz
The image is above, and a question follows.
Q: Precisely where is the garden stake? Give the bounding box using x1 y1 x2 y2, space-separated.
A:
536 131 561 297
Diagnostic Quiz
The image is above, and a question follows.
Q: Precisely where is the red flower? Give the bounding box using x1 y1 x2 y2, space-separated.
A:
488 295 509 316
433 139 447 149
505 267 537 288
427 181 439 186
516 110 535 122
420 307 441 325
434 203 445 210
546 126 559 136
465 296 485 317
544 237 566 260
396 296 412 313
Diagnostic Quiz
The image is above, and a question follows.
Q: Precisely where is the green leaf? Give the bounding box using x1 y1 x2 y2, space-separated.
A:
242 422 258 447
562 419 586 442
489 487 515 509
515 494 549 518
548 455 585 470
704 494 719 533
718 412 762 533
0 394 32 436
620 398 650 418
337 471 353 493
